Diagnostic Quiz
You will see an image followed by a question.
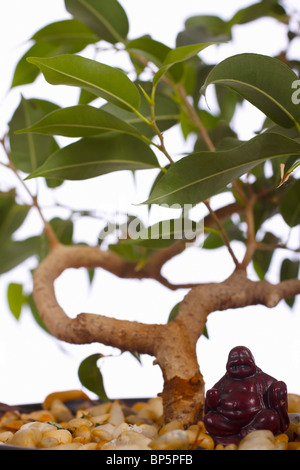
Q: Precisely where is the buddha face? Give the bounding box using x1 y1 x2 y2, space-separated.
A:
226 346 256 379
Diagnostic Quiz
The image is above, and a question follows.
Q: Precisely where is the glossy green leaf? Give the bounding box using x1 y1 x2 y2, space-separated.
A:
23 294 50 333
185 15 230 36
7 283 25 320
101 90 179 138
0 204 30 245
229 1 288 26
153 43 216 85
280 258 300 308
126 37 183 83
9 97 60 173
0 237 40 275
27 55 140 112
253 232 279 280
11 42 60 88
143 133 300 206
78 353 109 401
27 134 160 181
12 20 98 88
117 217 203 249
65 0 129 44
16 105 143 138
203 219 245 249
204 53 300 129
280 179 300 227
32 19 98 46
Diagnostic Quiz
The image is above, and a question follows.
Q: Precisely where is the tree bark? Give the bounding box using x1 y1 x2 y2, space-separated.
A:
33 242 300 426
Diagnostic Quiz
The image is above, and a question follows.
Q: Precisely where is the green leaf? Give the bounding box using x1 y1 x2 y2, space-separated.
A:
65 0 129 44
78 353 109 401
204 53 300 129
126 37 183 83
26 134 160 181
0 237 40 275
32 19 98 47
229 1 288 26
280 258 300 308
185 15 230 36
11 42 61 88
16 105 143 138
9 97 60 173
0 204 30 245
117 217 203 249
27 55 140 112
7 283 25 320
253 232 279 280
26 294 50 333
101 89 179 138
143 133 300 206
153 43 216 86
203 219 245 249
12 20 98 88
280 179 300 227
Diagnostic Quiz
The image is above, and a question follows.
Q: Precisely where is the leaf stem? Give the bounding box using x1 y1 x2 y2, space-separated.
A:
176 83 216 152
204 199 240 269
0 136 59 249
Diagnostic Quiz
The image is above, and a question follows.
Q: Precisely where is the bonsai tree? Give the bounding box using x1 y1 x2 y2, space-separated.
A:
1 0 300 428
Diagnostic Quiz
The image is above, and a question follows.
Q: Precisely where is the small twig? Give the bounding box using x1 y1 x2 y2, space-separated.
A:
204 199 240 269
176 83 216 152
240 195 258 270
0 137 59 249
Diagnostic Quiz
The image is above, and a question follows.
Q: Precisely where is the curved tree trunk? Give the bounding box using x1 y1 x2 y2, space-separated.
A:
33 241 300 427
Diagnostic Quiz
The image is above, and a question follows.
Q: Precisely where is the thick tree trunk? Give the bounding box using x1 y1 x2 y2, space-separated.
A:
33 242 300 427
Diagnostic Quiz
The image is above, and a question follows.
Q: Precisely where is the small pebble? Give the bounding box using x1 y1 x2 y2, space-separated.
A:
238 430 276 450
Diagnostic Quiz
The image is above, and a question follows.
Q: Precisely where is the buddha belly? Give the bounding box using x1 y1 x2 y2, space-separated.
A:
220 391 262 420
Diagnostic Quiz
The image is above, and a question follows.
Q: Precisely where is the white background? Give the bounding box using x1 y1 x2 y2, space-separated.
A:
0 0 299 405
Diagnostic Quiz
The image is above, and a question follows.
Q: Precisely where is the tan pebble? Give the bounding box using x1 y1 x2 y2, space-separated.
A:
9 428 42 448
224 443 238 450
50 399 74 422
38 436 59 448
288 394 300 413
43 429 73 445
195 433 215 450
286 413 300 440
108 401 125 426
78 442 98 450
86 402 111 416
20 410 55 423
151 429 190 450
92 423 115 441
215 444 225 450
159 419 183 435
21 421 57 433
102 443 151 450
72 425 92 444
274 433 288 450
49 443 83 450
67 417 93 430
90 413 110 426
113 430 152 447
137 424 158 439
287 442 300 450
112 422 129 438
238 430 276 450
0 411 20 427
0 431 14 443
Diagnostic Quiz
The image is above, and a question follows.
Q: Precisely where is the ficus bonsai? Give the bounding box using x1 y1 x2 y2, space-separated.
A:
1 0 300 428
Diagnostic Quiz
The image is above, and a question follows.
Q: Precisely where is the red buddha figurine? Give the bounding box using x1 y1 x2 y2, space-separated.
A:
204 346 290 445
